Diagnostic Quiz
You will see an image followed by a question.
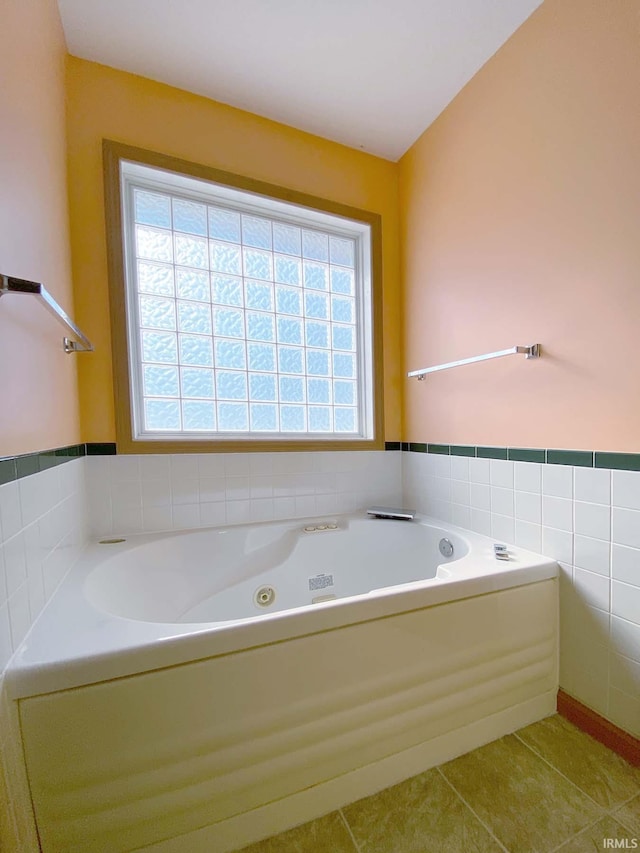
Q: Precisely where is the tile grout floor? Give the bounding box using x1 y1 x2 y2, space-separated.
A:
235 714 640 852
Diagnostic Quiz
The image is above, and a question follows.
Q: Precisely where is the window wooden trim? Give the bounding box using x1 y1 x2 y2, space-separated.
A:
102 140 385 453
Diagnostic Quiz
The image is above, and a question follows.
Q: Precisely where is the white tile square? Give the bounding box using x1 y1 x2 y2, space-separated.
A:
273 497 296 519
574 501 610 541
199 478 226 503
0 481 23 541
7 584 31 650
612 507 640 548
574 467 610 505
111 480 142 509
609 653 640 699
514 462 541 494
250 478 274 500
469 458 491 485
543 464 573 498
470 483 491 511
140 455 171 481
515 520 542 552
170 454 199 480
611 544 640 586
608 688 640 738
249 499 275 523
141 479 171 508
491 487 514 517
450 456 470 481
0 602 13 671
573 567 610 611
611 616 640 663
612 581 640 625
142 506 173 532
612 470 640 510
112 503 143 535
574 535 610 576
451 504 471 529
294 495 317 518
490 460 514 489
470 509 492 536
542 496 573 532
316 493 340 515
451 481 470 506
195 453 226 478
3 533 26 598
199 502 226 528
515 491 541 524
171 504 200 529
542 527 573 564
226 476 250 500
110 455 141 482
224 454 250 476
491 514 515 544
171 478 199 506
226 500 251 525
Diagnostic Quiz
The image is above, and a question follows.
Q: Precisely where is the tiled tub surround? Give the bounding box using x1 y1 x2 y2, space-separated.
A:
86 450 402 538
0 457 89 673
403 450 640 738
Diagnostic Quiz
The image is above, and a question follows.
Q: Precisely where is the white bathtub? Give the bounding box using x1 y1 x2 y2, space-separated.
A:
6 513 559 852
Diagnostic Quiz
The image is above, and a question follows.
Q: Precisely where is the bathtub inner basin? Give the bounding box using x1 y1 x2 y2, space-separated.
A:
85 516 469 624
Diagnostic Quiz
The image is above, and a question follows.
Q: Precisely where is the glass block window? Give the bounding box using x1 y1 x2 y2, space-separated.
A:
119 160 375 442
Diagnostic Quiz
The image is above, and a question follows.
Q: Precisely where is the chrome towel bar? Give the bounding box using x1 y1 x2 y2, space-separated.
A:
0 274 94 353
408 344 540 380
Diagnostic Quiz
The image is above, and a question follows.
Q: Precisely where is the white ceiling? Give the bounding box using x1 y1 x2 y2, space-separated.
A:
57 0 542 161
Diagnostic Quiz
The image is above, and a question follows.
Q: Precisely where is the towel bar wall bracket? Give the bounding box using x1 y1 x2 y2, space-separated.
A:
409 344 540 380
0 274 94 354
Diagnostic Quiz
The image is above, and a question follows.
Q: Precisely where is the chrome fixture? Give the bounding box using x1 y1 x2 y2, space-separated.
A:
408 344 540 380
367 507 416 520
0 274 94 353
494 543 510 561
439 538 454 558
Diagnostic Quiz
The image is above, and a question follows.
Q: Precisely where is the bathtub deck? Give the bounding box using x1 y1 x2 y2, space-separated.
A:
234 714 640 853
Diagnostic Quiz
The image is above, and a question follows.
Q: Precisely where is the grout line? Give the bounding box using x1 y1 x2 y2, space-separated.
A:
547 815 605 853
338 807 362 853
609 790 640 835
436 767 510 853
512 732 605 811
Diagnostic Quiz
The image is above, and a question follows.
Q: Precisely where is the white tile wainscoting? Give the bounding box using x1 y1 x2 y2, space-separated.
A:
86 450 402 539
0 459 89 672
403 450 640 738
1 446 637 742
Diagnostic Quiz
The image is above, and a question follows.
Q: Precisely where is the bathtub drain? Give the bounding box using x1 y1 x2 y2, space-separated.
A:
254 586 276 608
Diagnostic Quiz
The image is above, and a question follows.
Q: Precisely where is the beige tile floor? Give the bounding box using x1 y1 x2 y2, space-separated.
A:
235 715 640 853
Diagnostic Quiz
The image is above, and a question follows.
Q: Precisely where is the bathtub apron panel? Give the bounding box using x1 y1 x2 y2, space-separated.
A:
19 578 558 853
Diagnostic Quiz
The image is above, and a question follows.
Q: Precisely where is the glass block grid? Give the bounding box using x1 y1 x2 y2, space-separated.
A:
132 187 360 435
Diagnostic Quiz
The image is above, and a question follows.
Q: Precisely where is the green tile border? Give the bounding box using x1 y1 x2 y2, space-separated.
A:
477 446 509 460
450 445 476 457
595 452 640 472
427 444 450 455
547 449 594 467
86 443 117 456
0 443 87 485
508 448 546 463
4 441 640 488
402 443 640 471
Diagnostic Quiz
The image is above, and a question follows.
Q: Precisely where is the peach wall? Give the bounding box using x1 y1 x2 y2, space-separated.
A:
65 59 401 443
400 0 640 450
0 0 80 456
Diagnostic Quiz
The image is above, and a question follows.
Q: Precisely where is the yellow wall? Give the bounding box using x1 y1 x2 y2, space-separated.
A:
0 0 80 456
400 0 640 451
66 58 402 444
